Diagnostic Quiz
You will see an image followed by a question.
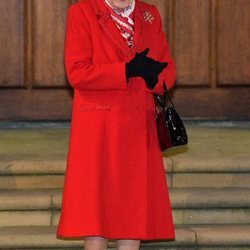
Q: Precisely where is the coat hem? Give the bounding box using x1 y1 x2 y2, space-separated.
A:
56 232 175 242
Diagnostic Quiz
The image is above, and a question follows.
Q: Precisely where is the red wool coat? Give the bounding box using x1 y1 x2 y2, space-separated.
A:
57 0 176 240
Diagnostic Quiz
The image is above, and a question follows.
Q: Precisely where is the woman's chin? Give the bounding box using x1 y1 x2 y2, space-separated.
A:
110 0 133 9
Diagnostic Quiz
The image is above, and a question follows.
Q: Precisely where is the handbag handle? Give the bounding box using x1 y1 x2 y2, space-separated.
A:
154 81 175 113
163 81 175 108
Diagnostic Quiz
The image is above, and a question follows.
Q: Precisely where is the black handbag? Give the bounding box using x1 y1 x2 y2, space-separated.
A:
153 82 188 151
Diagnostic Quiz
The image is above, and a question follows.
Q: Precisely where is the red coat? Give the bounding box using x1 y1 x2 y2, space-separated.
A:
57 0 176 240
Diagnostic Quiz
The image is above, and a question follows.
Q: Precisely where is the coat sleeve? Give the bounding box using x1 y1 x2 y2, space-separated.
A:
150 6 176 95
64 4 127 90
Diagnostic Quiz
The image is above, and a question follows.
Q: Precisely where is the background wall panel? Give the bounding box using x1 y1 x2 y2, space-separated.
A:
174 0 210 86
32 0 69 87
218 0 250 85
0 0 24 87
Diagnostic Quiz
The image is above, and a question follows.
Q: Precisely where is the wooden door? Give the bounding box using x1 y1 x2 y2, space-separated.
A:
0 0 249 120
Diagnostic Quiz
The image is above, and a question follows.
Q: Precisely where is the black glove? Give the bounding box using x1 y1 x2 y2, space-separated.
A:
125 48 168 90
125 48 151 79
143 61 168 90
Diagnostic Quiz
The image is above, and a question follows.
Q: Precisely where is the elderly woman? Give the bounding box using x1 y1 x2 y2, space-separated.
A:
57 0 176 249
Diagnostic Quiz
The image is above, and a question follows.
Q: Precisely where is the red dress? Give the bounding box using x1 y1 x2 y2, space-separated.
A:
57 0 176 240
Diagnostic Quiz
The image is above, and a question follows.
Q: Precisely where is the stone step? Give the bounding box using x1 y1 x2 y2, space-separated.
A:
170 188 250 208
0 160 66 175
0 175 64 190
2 207 249 227
1 188 250 211
0 125 249 189
1 189 250 226
0 126 250 174
1 154 250 176
0 225 249 249
164 127 250 173
170 173 250 188
52 206 250 227
1 172 250 189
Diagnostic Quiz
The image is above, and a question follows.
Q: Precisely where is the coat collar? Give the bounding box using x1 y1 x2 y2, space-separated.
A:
90 0 144 57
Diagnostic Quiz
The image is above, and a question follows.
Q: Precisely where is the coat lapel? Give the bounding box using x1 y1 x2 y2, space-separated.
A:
90 0 144 57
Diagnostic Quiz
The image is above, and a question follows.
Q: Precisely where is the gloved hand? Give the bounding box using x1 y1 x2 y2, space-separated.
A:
143 61 168 89
125 48 168 90
125 48 151 79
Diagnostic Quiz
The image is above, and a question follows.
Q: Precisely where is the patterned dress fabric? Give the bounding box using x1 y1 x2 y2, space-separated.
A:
104 0 135 48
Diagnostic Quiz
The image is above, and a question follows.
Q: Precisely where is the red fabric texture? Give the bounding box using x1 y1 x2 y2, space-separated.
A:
57 0 176 241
